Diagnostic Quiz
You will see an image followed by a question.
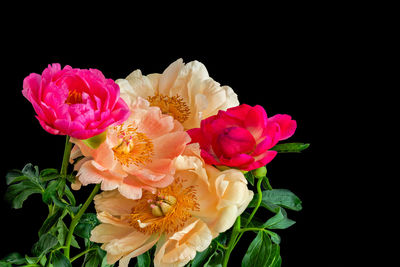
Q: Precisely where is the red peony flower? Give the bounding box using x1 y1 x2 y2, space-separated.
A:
188 104 297 171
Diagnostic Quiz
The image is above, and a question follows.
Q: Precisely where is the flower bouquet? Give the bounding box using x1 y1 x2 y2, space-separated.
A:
1 59 309 267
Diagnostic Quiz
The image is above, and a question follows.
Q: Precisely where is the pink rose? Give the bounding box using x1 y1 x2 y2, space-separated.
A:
188 104 297 171
22 63 130 139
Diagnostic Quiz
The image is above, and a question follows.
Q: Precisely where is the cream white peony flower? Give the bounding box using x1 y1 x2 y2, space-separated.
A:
90 144 253 267
116 59 239 130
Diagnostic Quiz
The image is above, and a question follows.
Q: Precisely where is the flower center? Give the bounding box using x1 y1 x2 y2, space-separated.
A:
129 178 199 235
65 90 83 105
147 93 190 123
112 124 154 166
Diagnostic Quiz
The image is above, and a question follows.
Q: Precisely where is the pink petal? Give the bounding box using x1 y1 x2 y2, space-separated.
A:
217 127 256 158
200 150 220 165
251 136 275 157
268 114 297 140
219 153 254 169
244 150 277 171
244 105 268 140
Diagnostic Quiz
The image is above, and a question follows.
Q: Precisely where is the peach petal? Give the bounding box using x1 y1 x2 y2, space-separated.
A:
90 224 135 244
94 190 136 215
119 235 160 267
153 131 191 159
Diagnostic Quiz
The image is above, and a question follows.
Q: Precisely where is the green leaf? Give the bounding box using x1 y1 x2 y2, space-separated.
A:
249 189 302 212
24 255 39 264
244 172 255 186
242 231 280 267
204 248 224 267
32 233 59 257
271 255 282 267
52 250 71 267
191 241 218 267
0 252 27 265
42 180 61 204
75 213 100 239
82 130 107 149
137 251 151 267
38 207 64 236
64 184 76 206
22 163 40 181
55 220 80 249
263 208 296 230
270 142 310 153
4 180 42 209
5 169 25 185
84 247 108 267
266 230 281 244
240 212 266 228
40 168 59 182
266 243 281 266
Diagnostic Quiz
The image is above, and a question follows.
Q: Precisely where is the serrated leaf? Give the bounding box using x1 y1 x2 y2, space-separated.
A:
52 250 71 267
270 142 310 153
4 180 42 209
32 233 59 257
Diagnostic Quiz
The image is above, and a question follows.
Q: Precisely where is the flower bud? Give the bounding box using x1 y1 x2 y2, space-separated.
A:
252 166 267 179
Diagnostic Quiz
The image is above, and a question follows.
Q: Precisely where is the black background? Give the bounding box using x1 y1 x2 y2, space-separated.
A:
0 53 355 266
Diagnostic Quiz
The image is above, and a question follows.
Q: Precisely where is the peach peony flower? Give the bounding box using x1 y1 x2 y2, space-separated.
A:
116 58 239 130
90 144 253 267
70 97 190 199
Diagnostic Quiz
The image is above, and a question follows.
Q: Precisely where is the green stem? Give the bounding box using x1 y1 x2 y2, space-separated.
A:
60 136 72 177
239 227 266 233
215 240 228 250
222 216 241 267
245 178 263 228
64 183 100 259
233 177 263 247
71 247 97 262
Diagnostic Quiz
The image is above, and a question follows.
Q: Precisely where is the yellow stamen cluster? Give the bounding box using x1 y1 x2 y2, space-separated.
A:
65 90 83 105
112 124 154 166
147 93 190 123
129 178 199 235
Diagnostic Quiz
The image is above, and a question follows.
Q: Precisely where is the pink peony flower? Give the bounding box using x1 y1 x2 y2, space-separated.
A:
70 97 191 200
188 104 297 171
22 63 130 139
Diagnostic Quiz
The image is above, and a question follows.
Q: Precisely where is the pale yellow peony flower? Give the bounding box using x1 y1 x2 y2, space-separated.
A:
116 58 239 130
90 144 253 267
